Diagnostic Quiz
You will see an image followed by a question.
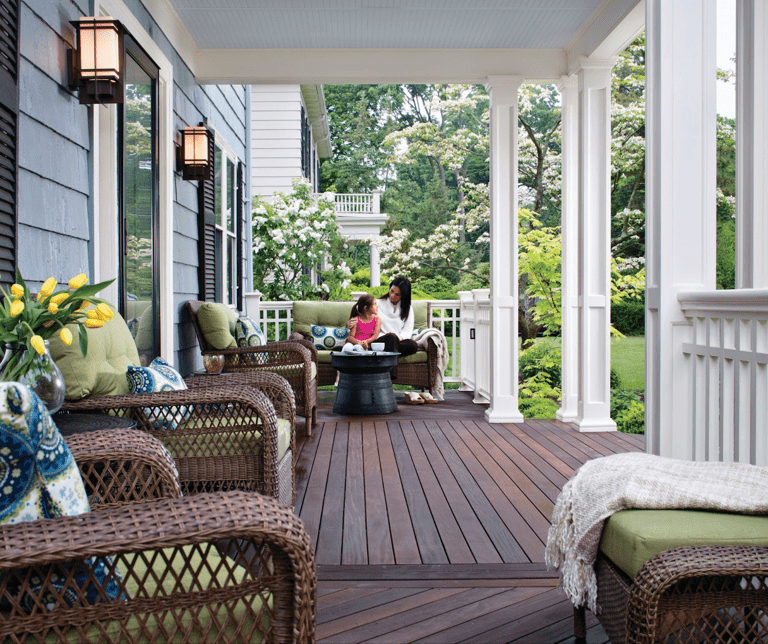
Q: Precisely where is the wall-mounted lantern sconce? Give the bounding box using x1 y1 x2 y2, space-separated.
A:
68 16 125 105
177 126 214 181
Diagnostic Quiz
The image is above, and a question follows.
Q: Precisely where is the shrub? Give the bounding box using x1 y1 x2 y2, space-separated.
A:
611 388 644 434
518 373 561 419
519 397 560 419
610 368 621 389
519 340 561 387
611 299 645 336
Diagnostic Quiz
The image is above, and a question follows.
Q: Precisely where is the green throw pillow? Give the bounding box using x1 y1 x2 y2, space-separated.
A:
197 303 238 350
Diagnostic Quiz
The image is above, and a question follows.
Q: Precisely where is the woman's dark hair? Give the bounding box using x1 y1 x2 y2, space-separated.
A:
379 276 411 321
350 293 376 319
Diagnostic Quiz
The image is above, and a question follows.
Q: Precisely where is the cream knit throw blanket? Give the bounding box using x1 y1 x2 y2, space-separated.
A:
545 452 768 613
413 328 449 400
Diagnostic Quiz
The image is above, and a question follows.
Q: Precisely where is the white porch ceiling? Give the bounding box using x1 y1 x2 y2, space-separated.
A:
151 0 644 83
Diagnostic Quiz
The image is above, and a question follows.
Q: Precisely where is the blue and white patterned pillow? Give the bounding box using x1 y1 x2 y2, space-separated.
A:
0 383 123 610
310 325 350 350
126 357 189 430
235 317 266 347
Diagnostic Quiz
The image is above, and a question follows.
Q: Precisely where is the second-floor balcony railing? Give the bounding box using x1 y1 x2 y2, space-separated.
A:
317 192 382 216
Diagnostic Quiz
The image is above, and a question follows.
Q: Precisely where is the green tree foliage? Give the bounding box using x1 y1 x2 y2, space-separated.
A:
252 180 351 301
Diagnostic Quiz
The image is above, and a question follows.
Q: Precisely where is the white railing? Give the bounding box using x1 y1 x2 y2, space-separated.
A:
678 289 768 466
333 193 374 214
427 300 462 384
457 289 491 403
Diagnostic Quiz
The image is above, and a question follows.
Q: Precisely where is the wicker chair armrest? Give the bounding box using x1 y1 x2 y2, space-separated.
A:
290 337 319 363
62 386 284 498
0 491 316 643
626 544 768 643
66 428 182 508
185 370 296 428
213 340 312 365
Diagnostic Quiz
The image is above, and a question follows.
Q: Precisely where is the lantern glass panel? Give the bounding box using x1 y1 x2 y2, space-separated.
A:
78 18 120 80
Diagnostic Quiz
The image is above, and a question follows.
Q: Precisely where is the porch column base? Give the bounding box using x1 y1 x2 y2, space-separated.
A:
573 417 617 433
556 408 579 423
484 399 524 424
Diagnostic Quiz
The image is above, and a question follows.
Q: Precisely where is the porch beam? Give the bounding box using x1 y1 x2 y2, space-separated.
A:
556 74 580 423
573 59 616 432
645 0 718 457
736 0 768 289
484 75 524 424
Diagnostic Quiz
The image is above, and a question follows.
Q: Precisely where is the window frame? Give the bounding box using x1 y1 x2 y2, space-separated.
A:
213 133 239 307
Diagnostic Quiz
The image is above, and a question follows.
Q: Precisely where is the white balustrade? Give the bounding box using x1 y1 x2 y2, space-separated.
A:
427 300 462 384
333 193 374 214
678 289 768 465
257 301 294 342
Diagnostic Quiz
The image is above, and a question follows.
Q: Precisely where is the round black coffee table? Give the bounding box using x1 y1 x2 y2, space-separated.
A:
331 351 400 415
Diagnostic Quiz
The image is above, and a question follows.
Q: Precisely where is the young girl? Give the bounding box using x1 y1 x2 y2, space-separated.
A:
346 293 381 351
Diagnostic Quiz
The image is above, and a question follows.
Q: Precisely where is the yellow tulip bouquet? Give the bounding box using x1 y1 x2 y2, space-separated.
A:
0 270 115 382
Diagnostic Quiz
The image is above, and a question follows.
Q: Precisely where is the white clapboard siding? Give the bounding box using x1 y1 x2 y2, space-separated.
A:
250 85 305 198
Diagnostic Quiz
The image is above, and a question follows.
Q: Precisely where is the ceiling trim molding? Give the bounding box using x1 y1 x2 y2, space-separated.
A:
140 0 199 74
193 48 566 85
565 0 644 74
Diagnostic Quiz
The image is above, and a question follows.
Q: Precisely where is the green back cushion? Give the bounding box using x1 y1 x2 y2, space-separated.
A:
599 509 768 579
197 303 238 350
293 300 429 337
50 307 141 400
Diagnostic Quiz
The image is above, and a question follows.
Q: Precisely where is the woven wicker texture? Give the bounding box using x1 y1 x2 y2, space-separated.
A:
61 375 296 503
585 546 768 643
66 428 182 508
0 491 316 643
186 301 317 434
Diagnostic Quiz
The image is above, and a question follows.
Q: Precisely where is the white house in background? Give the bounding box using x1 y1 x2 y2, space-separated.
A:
250 84 388 287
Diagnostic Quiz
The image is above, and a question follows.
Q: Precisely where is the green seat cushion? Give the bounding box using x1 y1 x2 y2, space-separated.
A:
46 544 270 643
197 303 238 350
49 306 141 400
599 509 768 579
176 416 292 461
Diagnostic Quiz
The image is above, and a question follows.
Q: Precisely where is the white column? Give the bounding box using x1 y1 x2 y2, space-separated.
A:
573 60 616 432
557 74 580 423
484 75 524 424
370 241 381 287
646 0 717 456
736 0 768 289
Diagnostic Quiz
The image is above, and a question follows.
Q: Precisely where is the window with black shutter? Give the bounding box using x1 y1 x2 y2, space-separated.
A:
0 0 19 290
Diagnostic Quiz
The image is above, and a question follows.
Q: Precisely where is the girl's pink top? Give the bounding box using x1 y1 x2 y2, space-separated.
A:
352 316 377 341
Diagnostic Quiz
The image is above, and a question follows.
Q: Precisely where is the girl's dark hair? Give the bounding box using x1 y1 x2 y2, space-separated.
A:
350 293 376 319
379 276 412 321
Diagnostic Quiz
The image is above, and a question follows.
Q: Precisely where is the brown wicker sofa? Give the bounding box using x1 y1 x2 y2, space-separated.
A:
185 300 317 434
574 510 768 644
288 300 440 391
0 428 316 643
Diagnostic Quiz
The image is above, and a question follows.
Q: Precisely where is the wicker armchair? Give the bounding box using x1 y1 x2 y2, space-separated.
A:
60 370 297 506
0 429 316 643
185 301 317 435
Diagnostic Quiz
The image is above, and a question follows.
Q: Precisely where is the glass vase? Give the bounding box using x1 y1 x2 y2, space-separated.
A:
0 341 66 414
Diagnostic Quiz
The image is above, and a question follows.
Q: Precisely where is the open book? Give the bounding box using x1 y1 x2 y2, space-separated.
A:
341 343 367 353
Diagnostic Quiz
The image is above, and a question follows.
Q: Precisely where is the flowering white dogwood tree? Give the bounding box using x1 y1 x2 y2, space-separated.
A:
252 179 351 301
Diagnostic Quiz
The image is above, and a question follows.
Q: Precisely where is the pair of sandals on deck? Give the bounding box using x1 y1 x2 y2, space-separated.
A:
403 391 439 405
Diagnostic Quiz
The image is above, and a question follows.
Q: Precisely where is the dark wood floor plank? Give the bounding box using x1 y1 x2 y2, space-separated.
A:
438 420 536 562
542 421 621 458
389 421 449 564
294 419 323 512
315 422 349 565
317 585 385 609
354 588 507 644
414 422 503 564
298 422 336 549
510 422 585 474
451 419 552 547
373 587 533 644
317 588 464 642
526 419 608 461
466 419 555 524
375 420 421 564
363 420 395 565
317 586 426 628
342 422 367 565
318 562 559 581
414 586 552 644
402 420 475 564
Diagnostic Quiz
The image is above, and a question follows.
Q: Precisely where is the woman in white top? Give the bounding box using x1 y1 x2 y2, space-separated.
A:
376 276 419 360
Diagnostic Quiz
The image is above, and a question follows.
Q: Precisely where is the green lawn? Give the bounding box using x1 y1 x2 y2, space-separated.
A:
611 335 645 392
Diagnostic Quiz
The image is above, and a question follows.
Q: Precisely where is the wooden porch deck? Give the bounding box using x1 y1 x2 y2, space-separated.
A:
295 390 644 643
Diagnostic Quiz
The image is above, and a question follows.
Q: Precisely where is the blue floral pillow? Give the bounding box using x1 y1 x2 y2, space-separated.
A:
235 317 266 347
126 357 189 430
0 383 123 610
311 325 350 350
